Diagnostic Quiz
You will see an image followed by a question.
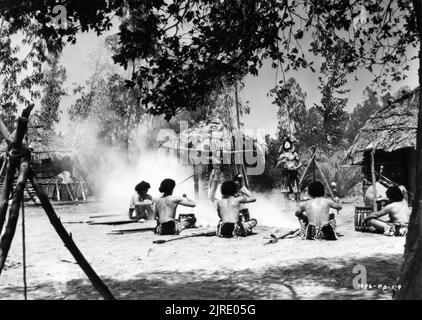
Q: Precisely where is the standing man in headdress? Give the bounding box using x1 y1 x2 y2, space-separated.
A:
276 138 302 201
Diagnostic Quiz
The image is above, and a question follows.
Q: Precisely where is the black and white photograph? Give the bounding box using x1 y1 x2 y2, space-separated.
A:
0 0 421 305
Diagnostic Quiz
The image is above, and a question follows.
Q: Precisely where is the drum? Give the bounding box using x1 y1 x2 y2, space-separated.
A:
354 207 373 232
239 209 250 222
178 213 196 228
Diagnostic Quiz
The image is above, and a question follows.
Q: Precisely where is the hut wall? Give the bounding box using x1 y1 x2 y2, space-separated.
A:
363 148 416 199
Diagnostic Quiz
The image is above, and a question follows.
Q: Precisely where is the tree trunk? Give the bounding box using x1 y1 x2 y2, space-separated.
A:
396 0 422 299
0 160 29 274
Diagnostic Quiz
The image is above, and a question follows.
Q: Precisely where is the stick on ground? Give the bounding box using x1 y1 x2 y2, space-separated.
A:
264 228 300 245
153 231 216 244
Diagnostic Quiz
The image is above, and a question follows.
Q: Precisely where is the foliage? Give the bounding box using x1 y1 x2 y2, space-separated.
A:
0 101 17 132
270 77 307 143
314 48 350 148
312 151 362 198
69 72 144 151
38 56 67 131
1 1 419 120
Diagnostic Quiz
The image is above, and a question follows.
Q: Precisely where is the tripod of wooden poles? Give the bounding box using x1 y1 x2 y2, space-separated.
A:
0 106 115 300
297 147 338 203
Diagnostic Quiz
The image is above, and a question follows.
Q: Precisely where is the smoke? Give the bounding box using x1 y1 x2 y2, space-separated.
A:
247 192 299 229
64 119 194 212
64 119 299 229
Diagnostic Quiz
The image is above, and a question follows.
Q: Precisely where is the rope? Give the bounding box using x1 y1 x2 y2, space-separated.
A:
21 197 27 300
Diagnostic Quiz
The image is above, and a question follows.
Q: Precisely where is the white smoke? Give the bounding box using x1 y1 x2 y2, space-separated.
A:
64 118 299 229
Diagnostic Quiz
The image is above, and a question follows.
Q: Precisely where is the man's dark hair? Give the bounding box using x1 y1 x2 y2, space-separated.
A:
386 186 404 202
221 180 238 197
308 181 325 198
135 181 150 193
159 178 176 194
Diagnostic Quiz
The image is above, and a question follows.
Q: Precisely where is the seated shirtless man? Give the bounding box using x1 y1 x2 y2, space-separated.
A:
295 181 342 240
154 178 197 235
216 180 257 238
128 181 154 220
364 186 410 236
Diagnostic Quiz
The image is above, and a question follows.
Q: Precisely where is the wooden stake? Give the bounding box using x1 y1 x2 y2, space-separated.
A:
21 197 27 300
80 182 86 201
312 146 316 181
0 159 18 234
298 148 318 187
27 168 115 300
193 164 199 203
370 149 378 213
0 160 29 274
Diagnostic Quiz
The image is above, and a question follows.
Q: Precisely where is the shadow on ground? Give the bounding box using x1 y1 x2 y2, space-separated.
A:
1 254 402 300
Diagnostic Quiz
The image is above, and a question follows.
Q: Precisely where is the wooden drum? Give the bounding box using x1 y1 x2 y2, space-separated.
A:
354 206 373 232
178 213 196 222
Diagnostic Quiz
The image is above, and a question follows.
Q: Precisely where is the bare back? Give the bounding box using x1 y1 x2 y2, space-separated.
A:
299 198 341 227
155 195 195 223
217 196 248 223
380 200 410 224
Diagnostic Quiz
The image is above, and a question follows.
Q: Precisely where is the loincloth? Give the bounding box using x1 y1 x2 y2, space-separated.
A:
216 219 257 238
384 222 408 237
298 216 338 240
155 220 184 235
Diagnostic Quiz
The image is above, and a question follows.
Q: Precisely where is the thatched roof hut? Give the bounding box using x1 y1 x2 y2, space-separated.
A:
161 119 266 166
160 119 266 200
348 88 418 157
0 127 87 203
347 87 419 199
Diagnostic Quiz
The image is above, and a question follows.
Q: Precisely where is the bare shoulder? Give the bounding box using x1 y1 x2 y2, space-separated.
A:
299 200 312 209
169 196 184 203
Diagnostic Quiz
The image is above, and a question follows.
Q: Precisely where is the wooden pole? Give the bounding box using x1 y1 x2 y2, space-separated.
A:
234 82 241 130
21 197 27 300
0 159 18 234
193 164 199 203
314 161 336 200
56 182 61 201
298 148 318 187
80 182 86 201
312 146 316 182
370 149 378 213
27 168 115 300
65 183 76 202
0 160 29 274
0 111 30 235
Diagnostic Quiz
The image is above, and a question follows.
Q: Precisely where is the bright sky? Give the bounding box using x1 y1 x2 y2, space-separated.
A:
55 29 419 138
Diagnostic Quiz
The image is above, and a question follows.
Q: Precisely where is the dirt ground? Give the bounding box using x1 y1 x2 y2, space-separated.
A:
0 194 406 300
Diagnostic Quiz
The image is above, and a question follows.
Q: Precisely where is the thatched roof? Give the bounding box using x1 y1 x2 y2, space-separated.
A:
0 128 75 163
347 87 419 160
160 119 266 166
